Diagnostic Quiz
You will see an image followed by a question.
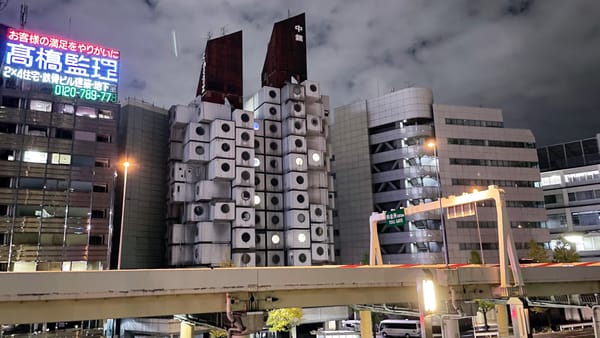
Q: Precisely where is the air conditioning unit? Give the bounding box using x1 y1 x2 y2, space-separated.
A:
210 119 235 140
306 136 325 152
308 172 327 189
285 209 310 229
169 105 196 127
302 80 321 102
266 231 284 250
193 243 230 265
233 109 254 129
266 211 283 229
311 223 327 242
283 135 307 154
265 192 283 211
235 207 254 228
235 128 254 148
232 252 255 267
208 159 235 181
283 153 308 172
168 223 194 245
310 204 327 222
264 120 282 139
254 172 265 191
232 228 255 249
281 83 305 102
264 173 283 192
255 251 266 267
185 203 210 222
185 122 210 143
233 167 254 187
283 101 305 119
235 147 254 167
254 136 265 155
253 119 264 137
209 138 235 160
169 162 193 183
195 180 231 201
253 192 265 210
285 190 309 210
255 211 266 229
210 202 235 221
311 243 328 263
183 141 210 163
170 182 194 202
255 232 266 250
267 250 284 266
253 154 265 173
287 249 311 266
308 188 328 205
194 222 231 243
307 149 324 168
265 156 283 174
233 186 255 207
170 125 185 142
283 172 308 191
254 103 281 121
306 114 323 135
167 244 193 266
169 142 183 161
282 118 307 136
264 138 282 156
198 101 231 122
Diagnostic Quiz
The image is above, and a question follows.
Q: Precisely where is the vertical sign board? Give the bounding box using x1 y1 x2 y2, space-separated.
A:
385 208 406 227
1 27 119 103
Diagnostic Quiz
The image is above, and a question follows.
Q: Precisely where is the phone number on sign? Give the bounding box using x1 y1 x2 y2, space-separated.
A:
53 84 117 103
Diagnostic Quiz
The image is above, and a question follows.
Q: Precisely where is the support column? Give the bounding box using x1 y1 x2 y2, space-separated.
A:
180 321 193 338
359 310 373 338
496 304 509 338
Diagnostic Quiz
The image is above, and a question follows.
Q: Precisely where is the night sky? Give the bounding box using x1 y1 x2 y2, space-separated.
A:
0 0 599 146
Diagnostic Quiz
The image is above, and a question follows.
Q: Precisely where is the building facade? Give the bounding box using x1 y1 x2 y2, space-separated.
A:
0 24 120 271
538 134 600 261
333 88 548 265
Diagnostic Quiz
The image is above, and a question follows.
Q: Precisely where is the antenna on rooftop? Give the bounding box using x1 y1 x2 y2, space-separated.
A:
207 31 212 40
0 0 8 12
20 2 28 28
220 25 227 36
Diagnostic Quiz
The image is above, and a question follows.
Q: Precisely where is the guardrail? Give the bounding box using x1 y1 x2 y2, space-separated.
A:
559 322 593 331
474 331 499 337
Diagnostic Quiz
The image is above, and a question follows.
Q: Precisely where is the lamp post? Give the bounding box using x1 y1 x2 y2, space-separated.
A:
117 160 130 270
428 141 449 267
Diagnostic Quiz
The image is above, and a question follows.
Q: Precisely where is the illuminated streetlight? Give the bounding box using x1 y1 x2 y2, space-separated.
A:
117 160 131 270
427 140 449 267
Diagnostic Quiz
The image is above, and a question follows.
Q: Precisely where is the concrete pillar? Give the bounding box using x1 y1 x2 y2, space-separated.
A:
359 310 373 338
180 321 193 338
496 304 509 338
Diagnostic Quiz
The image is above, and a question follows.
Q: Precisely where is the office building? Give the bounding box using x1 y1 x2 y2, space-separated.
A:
333 88 549 265
0 24 120 271
538 134 600 261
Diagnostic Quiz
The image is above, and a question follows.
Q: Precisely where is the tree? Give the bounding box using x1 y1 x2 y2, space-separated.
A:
552 237 580 263
266 308 303 332
528 240 549 263
469 250 482 264
475 299 495 331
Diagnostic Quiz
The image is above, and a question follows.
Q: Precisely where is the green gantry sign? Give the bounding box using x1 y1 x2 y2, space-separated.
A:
385 208 406 227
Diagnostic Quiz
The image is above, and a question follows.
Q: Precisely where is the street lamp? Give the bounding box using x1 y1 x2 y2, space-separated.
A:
427 140 449 267
117 160 130 270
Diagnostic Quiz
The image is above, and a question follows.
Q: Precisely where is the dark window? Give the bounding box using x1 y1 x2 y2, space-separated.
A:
0 176 11 188
1 96 20 108
544 195 557 204
0 122 17 134
55 128 73 140
91 209 106 219
548 145 566 169
96 134 111 143
72 155 95 167
93 184 108 193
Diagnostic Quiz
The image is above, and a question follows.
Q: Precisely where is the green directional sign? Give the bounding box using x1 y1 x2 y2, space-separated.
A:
385 208 406 227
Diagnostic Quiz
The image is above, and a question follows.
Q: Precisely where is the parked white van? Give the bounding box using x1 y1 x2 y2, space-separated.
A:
378 319 420 338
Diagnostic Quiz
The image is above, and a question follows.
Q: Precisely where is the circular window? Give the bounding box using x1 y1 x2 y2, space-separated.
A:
254 139 260 149
270 177 279 186
315 207 323 216
272 254 281 264
269 124 278 133
311 153 321 162
221 123 231 133
255 214 261 224
294 121 302 130
294 139 303 148
241 113 250 123
270 159 278 169
220 204 230 213
296 175 304 185
268 90 277 98
196 126 205 135
293 86 302 95
255 176 261 185
255 254 262 265
297 194 305 203
299 253 307 263
221 162 230 172
221 143 231 152
315 226 324 236
242 211 251 221
271 234 280 244
253 158 261 167
242 151 251 161
241 253 251 264
242 191 251 200
241 232 251 242
309 84 317 92
311 118 319 126
241 170 251 180
316 247 325 255
271 196 279 205
297 213 306 223
269 107 277 115
194 206 204 216
272 215 280 225
253 195 261 206
269 142 278 151
295 157 304 166
293 103 302 112
241 132 250 142
195 146 205 155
